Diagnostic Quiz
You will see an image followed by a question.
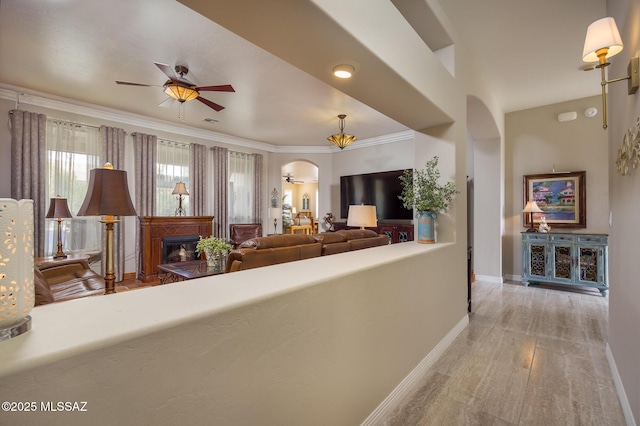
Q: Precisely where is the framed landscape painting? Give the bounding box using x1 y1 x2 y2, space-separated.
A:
523 171 586 229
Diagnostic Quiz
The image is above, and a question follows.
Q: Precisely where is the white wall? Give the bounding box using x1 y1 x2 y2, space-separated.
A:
504 95 609 280
473 137 501 280
1 243 465 426
606 0 640 422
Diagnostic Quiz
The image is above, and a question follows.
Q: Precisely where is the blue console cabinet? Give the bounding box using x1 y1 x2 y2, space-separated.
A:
521 232 608 296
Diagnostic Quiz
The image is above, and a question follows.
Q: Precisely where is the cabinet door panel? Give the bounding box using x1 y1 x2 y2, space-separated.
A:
577 246 600 284
528 244 547 277
551 244 574 282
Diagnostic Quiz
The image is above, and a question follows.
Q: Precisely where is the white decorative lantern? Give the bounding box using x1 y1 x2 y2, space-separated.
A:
0 199 34 340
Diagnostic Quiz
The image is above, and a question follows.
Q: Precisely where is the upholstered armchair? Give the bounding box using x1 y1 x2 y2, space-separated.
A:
229 223 263 249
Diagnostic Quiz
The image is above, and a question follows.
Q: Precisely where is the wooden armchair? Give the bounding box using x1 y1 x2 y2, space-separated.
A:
229 223 263 249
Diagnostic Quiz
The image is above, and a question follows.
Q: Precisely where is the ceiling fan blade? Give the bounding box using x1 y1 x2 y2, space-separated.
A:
155 62 176 80
195 84 235 92
196 96 225 112
158 97 175 108
116 81 155 87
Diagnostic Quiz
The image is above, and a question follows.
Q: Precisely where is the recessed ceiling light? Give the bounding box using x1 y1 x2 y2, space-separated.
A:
333 64 355 79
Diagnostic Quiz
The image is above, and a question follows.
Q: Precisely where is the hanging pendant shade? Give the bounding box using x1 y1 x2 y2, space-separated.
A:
327 114 356 150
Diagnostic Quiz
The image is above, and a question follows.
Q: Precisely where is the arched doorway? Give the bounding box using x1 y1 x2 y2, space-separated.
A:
281 161 319 234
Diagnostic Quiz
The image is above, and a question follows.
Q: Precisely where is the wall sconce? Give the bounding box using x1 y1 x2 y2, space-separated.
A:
582 17 639 129
45 196 73 259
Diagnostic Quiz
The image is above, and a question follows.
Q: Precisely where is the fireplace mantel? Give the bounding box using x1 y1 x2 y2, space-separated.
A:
138 216 214 282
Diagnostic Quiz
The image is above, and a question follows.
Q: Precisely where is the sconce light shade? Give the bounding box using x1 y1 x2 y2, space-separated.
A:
582 17 623 63
347 205 377 229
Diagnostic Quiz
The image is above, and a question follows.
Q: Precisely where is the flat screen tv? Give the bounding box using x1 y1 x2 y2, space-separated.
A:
340 169 413 220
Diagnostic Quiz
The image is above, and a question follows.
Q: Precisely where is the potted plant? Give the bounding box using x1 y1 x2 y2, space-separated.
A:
195 235 232 269
398 156 458 243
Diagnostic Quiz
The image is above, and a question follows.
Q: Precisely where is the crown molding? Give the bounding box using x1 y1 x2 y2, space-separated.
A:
0 85 413 153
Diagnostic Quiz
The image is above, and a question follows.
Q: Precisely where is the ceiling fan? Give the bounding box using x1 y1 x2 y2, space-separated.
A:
116 62 235 112
283 174 303 184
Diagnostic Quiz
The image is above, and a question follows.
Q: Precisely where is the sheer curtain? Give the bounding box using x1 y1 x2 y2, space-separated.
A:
228 151 260 223
10 110 47 257
156 140 190 216
46 120 102 256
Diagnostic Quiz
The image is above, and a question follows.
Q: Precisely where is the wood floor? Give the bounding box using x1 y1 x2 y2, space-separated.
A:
383 280 627 425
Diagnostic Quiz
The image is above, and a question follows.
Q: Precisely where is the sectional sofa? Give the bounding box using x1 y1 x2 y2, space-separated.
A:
225 229 390 273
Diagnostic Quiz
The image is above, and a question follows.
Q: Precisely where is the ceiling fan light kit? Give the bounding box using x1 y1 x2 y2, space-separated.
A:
116 62 235 118
327 114 356 150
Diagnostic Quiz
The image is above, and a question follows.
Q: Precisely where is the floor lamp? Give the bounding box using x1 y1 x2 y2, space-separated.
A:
77 163 137 294
45 196 73 259
347 204 377 230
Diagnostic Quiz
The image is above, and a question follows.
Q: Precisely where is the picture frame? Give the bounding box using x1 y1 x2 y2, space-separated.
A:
523 171 586 229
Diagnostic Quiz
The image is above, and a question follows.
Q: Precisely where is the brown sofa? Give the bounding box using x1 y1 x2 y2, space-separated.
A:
35 258 105 306
225 229 389 273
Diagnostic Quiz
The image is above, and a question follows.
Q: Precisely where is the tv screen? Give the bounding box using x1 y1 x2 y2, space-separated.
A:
340 169 413 220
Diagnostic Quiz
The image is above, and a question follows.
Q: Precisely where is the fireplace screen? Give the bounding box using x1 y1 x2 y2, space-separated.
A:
162 235 200 264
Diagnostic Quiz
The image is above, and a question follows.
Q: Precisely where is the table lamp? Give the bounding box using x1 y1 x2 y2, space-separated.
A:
45 195 73 259
269 207 282 234
172 182 189 216
522 201 543 233
77 163 137 294
347 205 377 230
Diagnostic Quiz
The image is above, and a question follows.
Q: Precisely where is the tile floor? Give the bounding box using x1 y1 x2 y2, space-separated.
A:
383 280 627 425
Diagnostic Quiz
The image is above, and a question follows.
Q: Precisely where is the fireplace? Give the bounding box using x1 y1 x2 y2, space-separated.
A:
162 235 200 264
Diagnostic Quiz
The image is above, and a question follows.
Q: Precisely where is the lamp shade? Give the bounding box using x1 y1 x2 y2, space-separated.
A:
164 84 199 102
582 17 624 63
45 196 73 219
77 164 137 217
172 182 189 196
327 114 356 150
522 201 544 214
269 207 282 218
347 205 377 228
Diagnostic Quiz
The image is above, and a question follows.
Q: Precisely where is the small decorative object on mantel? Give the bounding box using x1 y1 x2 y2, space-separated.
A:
399 156 458 244
615 117 640 176
196 236 232 271
0 198 35 341
172 182 189 216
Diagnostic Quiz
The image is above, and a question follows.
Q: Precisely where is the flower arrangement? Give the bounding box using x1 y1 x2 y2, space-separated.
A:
398 156 458 214
195 235 232 259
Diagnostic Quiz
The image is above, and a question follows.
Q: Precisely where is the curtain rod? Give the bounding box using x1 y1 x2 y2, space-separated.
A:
10 110 127 133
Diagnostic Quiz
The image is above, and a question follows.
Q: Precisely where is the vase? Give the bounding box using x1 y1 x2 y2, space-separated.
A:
417 211 437 244
0 198 35 340
205 252 221 271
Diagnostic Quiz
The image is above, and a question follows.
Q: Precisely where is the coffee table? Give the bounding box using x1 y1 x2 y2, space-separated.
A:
157 260 225 284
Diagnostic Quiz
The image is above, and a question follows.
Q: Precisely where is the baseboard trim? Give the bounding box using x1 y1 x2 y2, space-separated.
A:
474 274 503 283
504 274 522 283
361 314 470 426
606 343 637 426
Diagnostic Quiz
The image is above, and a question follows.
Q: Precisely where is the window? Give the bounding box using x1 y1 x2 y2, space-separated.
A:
45 120 102 256
156 140 190 216
228 151 257 223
